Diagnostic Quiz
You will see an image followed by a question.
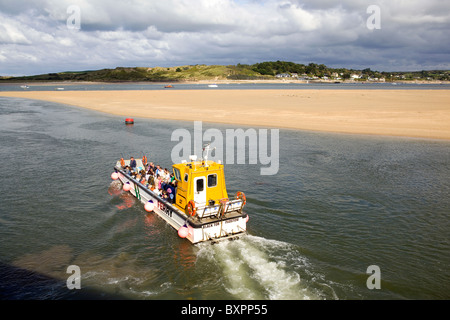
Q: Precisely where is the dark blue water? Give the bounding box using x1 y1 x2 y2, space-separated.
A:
0 96 449 300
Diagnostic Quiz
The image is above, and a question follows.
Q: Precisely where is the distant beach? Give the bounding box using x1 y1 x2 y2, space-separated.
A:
1 89 449 140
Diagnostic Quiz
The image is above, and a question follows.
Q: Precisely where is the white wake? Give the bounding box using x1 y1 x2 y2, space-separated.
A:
196 235 325 300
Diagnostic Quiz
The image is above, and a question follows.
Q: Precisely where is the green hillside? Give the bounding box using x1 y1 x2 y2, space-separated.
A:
2 61 449 82
3 64 272 82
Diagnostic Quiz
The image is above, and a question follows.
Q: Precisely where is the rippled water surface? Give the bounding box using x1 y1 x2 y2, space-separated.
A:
0 97 449 300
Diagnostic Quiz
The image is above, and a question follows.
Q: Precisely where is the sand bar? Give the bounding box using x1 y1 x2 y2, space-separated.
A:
1 89 450 140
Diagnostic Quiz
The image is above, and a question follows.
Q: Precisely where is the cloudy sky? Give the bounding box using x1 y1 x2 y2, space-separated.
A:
1 0 449 76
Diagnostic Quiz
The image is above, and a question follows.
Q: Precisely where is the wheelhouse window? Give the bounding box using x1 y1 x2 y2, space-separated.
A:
207 174 217 188
173 168 181 181
184 173 189 182
196 178 204 192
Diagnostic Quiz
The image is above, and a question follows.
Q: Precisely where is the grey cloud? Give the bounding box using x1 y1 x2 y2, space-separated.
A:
0 0 449 76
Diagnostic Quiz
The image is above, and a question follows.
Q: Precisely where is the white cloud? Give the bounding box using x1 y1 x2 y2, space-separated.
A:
0 15 32 44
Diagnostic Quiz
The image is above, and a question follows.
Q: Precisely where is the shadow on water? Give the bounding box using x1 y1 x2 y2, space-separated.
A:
0 262 125 300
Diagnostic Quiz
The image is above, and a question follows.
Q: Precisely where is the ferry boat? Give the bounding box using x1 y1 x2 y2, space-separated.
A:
111 145 248 244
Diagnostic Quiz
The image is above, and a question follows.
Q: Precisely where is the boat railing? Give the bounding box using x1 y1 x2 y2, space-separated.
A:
115 159 145 171
196 198 244 219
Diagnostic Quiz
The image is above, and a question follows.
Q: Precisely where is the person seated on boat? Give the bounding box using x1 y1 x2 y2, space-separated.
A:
147 175 155 189
174 181 178 198
147 164 155 178
161 190 169 202
155 165 164 177
148 162 156 172
124 165 131 174
169 180 177 191
166 187 174 203
164 183 172 195
147 167 155 178
163 168 171 183
162 167 168 177
155 174 162 190
129 157 137 171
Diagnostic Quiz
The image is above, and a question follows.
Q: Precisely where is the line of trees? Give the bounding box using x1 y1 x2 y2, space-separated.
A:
251 61 353 78
250 61 450 81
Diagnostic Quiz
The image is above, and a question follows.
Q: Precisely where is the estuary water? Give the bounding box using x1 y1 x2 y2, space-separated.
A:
0 96 449 300
1 81 450 92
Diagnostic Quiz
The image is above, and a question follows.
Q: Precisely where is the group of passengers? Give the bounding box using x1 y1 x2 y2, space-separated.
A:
123 157 177 204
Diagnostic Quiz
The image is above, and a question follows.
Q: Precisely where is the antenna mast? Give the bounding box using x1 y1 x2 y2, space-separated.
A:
202 143 215 166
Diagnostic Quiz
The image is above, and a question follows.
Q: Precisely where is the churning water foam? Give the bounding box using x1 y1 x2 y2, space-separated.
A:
196 234 325 300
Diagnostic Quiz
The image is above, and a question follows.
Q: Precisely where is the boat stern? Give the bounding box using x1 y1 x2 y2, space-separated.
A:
186 213 248 244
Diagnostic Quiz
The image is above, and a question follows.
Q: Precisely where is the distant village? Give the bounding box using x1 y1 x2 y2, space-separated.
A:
274 71 450 83
252 61 450 83
275 72 386 82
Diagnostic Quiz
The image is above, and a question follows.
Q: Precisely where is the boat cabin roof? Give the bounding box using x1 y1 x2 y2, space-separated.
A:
172 159 228 204
172 160 224 180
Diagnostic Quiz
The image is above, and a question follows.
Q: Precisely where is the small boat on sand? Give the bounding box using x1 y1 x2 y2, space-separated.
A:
111 145 248 244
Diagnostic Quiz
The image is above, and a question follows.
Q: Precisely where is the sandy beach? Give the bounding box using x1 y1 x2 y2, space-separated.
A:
1 89 450 140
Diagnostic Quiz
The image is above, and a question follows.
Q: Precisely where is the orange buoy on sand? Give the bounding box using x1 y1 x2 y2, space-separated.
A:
125 118 134 125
